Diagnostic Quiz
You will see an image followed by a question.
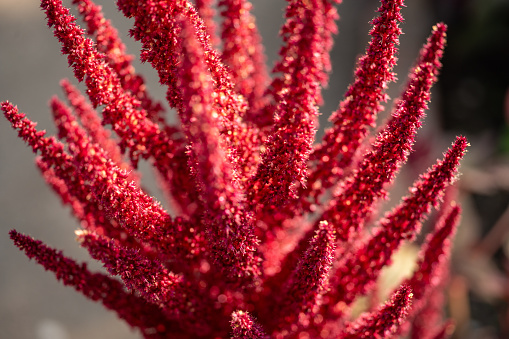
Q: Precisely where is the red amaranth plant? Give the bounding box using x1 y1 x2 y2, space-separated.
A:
2 0 468 338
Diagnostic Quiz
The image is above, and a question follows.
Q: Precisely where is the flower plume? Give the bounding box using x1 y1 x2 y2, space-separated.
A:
341 285 413 339
3 0 467 338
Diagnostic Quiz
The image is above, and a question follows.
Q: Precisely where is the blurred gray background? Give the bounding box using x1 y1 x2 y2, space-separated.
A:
1 0 498 338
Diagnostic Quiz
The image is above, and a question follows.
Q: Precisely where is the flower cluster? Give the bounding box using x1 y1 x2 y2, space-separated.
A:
3 0 468 338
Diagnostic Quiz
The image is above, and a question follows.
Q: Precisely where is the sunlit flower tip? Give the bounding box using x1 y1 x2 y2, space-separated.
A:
311 0 404 187
341 285 413 339
249 0 338 210
381 136 467 241
414 23 447 80
71 0 164 118
230 311 269 339
2 101 68 168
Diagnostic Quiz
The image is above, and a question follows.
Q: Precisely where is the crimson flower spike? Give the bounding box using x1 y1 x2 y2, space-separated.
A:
48 97 149 244
9 230 182 339
219 0 270 124
177 19 261 283
340 285 413 339
77 231 213 336
56 82 141 185
116 0 234 110
115 0 259 182
392 205 460 339
270 23 449 284
37 156 137 246
35 158 100 231
71 0 165 121
272 221 336 334
320 26 447 242
4 100 201 266
327 137 467 308
195 0 220 48
310 0 404 191
17 103 128 243
230 311 269 339
1 101 79 187
43 0 202 215
248 0 340 211
32 101 137 245
58 80 128 172
50 97 205 264
409 288 452 339
41 0 179 174
405 205 461 311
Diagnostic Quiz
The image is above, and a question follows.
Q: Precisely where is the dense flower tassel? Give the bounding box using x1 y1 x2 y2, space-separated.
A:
177 20 261 283
403 205 461 326
310 0 404 192
248 0 339 212
35 157 123 239
320 27 447 241
116 0 260 182
271 221 336 334
58 80 133 174
230 311 269 339
72 0 165 121
219 0 270 124
41 0 201 218
116 0 232 110
340 285 413 339
54 98 205 264
3 101 203 266
77 231 213 336
0 102 108 231
195 0 220 48
328 137 467 308
9 230 182 339
8 98 129 241
40 0 188 211
268 24 450 311
3 0 471 337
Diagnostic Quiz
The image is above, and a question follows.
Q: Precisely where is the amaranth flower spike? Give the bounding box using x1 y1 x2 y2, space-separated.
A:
3 0 468 338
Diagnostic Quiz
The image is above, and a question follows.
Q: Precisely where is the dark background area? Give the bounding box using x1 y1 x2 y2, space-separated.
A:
1 0 508 338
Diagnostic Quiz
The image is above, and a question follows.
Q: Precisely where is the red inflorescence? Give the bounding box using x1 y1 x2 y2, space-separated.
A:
3 0 468 338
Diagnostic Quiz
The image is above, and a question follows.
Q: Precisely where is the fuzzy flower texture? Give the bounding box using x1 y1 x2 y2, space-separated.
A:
3 0 468 338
